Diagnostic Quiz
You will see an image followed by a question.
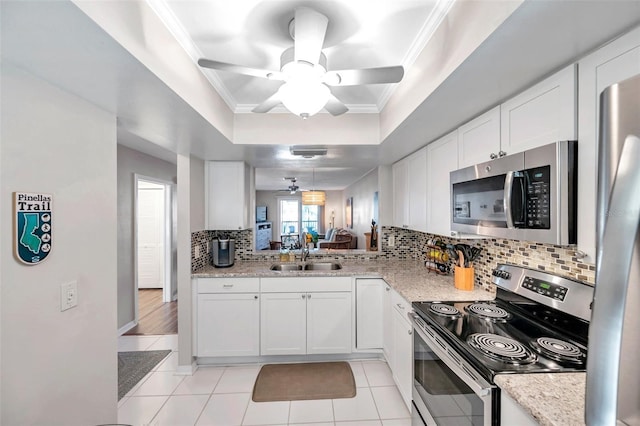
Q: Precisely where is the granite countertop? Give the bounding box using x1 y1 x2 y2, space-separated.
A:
495 373 586 426
192 259 495 302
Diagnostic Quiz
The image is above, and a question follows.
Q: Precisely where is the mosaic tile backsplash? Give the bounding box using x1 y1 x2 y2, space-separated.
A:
192 226 595 291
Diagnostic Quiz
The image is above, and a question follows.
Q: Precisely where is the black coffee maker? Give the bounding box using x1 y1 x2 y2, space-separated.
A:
212 238 235 268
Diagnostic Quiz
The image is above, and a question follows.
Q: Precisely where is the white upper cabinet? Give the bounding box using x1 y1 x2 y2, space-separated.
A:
426 130 459 237
457 106 501 168
501 64 577 155
458 65 577 169
205 161 251 230
577 26 640 262
393 147 428 232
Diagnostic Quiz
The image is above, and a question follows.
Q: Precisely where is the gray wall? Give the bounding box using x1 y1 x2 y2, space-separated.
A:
1 65 118 424
344 169 379 249
117 144 176 329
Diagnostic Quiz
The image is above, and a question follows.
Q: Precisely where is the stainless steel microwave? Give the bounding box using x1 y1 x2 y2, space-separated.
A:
450 141 577 245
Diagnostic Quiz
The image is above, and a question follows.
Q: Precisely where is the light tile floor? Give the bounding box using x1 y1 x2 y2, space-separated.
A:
118 334 411 426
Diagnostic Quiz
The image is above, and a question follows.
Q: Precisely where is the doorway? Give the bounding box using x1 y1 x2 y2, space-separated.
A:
128 175 177 335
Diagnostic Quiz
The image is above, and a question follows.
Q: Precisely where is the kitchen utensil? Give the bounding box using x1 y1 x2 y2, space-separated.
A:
457 250 464 268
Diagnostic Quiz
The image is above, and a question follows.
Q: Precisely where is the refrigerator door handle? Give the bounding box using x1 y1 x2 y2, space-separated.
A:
586 135 640 425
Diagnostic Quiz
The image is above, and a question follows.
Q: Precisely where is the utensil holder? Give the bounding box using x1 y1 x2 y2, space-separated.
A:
454 266 474 291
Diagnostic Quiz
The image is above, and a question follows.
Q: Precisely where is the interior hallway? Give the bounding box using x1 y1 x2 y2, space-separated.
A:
125 289 178 335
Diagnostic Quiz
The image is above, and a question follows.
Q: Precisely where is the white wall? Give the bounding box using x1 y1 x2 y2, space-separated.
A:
116 144 176 329
190 156 205 232
344 169 379 249
1 65 118 424
323 190 345 230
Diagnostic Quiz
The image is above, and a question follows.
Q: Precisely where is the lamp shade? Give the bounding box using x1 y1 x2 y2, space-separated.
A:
302 190 326 206
279 82 329 118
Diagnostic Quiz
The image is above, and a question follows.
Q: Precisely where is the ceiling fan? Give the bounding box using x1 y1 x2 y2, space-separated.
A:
276 177 304 194
198 7 404 118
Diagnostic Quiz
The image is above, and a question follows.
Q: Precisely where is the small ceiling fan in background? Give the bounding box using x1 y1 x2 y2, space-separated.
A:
276 177 305 194
198 6 404 118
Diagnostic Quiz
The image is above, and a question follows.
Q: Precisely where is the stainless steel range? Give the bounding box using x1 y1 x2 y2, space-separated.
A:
410 263 593 426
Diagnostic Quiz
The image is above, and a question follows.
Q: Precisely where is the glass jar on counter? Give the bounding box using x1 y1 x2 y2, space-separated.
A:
279 248 289 262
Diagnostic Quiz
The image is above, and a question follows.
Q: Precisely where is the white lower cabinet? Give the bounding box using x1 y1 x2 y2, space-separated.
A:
383 285 413 410
196 279 260 357
260 292 307 355
356 278 385 349
260 277 352 356
383 284 394 366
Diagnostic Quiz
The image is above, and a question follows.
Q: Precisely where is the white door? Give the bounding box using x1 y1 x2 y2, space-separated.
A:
260 292 307 355
306 291 352 354
137 182 165 289
197 293 260 357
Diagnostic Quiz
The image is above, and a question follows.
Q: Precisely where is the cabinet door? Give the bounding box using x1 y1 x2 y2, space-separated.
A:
457 106 501 168
382 285 394 368
356 279 384 349
393 307 413 410
197 293 259 357
307 292 352 354
206 161 247 230
577 26 640 261
260 292 307 355
427 130 458 237
407 148 428 232
501 64 576 155
392 159 409 228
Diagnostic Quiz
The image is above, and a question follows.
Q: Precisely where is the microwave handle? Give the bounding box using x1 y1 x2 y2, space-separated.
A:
504 171 516 229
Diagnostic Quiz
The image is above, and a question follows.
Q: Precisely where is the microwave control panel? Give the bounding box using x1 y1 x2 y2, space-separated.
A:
525 166 551 229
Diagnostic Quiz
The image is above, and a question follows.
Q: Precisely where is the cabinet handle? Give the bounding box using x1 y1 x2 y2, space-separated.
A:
490 152 498 159
498 150 507 157
386 287 391 292
254 295 258 300
307 294 312 299
223 284 234 288
397 303 405 310
408 329 413 335
302 294 306 299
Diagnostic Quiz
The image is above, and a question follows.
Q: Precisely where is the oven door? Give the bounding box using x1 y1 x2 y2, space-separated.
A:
411 314 497 426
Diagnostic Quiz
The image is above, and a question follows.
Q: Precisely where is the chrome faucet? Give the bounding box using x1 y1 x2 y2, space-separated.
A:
301 247 310 262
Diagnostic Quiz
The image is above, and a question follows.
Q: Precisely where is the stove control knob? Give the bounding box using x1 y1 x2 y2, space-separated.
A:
492 270 511 280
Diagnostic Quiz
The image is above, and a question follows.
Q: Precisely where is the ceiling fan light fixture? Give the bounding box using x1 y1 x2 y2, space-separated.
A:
278 80 330 118
302 190 326 206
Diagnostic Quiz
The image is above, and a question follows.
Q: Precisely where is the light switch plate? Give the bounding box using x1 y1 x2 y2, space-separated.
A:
388 235 395 247
61 281 78 311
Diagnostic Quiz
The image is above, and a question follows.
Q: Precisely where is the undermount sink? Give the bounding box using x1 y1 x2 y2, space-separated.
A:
303 262 342 271
270 264 303 271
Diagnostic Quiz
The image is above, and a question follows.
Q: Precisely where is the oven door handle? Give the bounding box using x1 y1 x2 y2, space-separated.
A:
410 313 492 397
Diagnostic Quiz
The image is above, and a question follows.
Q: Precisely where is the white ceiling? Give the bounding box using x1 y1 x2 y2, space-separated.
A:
152 0 450 111
2 1 640 192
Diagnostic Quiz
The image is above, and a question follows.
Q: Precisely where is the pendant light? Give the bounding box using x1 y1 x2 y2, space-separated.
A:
302 169 326 205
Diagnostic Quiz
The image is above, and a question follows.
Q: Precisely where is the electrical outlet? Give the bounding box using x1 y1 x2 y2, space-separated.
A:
60 281 78 311
388 235 395 247
195 245 201 258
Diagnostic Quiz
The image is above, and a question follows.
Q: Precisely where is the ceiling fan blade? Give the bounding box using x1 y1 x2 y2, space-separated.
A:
293 7 328 64
198 58 284 80
324 66 405 86
252 91 282 113
324 94 349 116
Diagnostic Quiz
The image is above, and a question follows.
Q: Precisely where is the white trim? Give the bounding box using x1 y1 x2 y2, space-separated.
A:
134 174 175 321
175 361 198 376
118 320 138 336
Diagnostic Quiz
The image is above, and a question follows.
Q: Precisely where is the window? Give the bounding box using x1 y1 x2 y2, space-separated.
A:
277 198 324 246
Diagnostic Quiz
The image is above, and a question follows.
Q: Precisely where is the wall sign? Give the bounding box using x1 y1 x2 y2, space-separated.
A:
14 192 52 265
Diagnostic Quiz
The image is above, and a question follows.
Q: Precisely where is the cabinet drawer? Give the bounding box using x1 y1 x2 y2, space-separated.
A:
197 277 260 293
261 277 351 293
391 290 412 321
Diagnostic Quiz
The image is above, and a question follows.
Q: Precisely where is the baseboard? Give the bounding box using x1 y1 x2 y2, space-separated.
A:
118 320 137 336
175 361 198 376
196 352 384 367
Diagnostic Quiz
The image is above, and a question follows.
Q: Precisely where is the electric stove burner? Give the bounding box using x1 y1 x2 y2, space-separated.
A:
465 303 512 321
532 337 586 364
429 303 460 317
467 333 537 365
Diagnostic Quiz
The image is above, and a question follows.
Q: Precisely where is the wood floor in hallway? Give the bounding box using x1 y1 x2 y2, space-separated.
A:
125 289 177 335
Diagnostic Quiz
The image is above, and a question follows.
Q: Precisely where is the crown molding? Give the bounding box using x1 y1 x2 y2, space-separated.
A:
234 103 380 114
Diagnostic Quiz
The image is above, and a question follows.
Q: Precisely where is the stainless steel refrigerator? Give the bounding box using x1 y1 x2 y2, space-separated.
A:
586 73 640 425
